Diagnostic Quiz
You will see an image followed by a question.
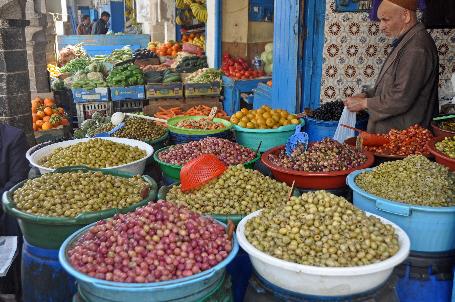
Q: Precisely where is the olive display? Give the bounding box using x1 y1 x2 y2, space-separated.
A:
436 136 455 158
166 165 290 215
13 171 149 217
356 155 455 207
39 139 147 169
113 117 167 141
439 120 455 132
268 138 367 172
310 101 368 121
245 191 400 267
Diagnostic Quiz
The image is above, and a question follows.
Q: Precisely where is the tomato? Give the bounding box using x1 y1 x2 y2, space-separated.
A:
235 72 242 78
229 66 236 73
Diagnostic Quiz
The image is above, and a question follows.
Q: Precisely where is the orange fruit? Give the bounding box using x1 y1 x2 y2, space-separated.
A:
171 50 177 57
32 113 38 123
44 106 53 116
43 98 54 107
35 120 44 127
36 111 45 119
42 122 52 131
42 116 51 122
32 104 38 113
32 97 42 108
57 107 65 115
32 123 38 131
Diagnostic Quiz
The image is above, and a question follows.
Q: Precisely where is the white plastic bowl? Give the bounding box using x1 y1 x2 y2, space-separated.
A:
28 137 154 175
237 210 410 297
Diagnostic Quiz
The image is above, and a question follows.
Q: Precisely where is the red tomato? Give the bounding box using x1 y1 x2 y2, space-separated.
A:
235 72 241 78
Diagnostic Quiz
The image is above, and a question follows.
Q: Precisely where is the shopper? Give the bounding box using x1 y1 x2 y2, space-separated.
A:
92 11 110 35
0 124 29 298
344 0 439 134
77 15 92 35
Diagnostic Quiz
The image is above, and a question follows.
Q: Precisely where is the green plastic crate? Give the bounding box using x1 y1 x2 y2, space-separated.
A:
2 166 158 249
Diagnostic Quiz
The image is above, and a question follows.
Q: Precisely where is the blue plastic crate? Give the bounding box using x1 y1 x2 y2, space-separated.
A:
110 85 145 101
71 88 109 103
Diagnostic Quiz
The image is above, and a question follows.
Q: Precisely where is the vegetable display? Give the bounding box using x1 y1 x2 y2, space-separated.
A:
47 64 61 78
175 55 208 73
39 139 146 169
260 43 273 75
67 201 232 282
112 117 167 141
31 97 69 131
106 47 133 64
148 41 182 57
244 191 400 267
362 125 433 156
158 138 256 166
268 138 368 172
74 112 112 139
60 57 91 74
13 171 148 217
133 48 158 60
436 136 455 158
175 118 225 130
221 54 266 80
166 165 290 215
107 64 144 87
154 106 228 120
355 155 455 207
308 101 368 121
230 106 300 129
439 119 455 132
185 68 222 83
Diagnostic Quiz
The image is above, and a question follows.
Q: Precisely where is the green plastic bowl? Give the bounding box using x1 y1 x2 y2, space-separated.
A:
144 129 169 150
2 166 158 249
167 116 233 135
233 119 305 153
153 145 261 181
157 184 245 225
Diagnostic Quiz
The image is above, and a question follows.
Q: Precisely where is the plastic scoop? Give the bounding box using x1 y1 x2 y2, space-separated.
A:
341 124 389 146
111 112 167 126
434 114 455 121
285 125 309 156
93 122 125 138
207 107 217 121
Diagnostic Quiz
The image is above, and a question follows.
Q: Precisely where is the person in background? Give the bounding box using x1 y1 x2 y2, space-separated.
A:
344 0 439 134
92 11 110 35
0 124 30 298
77 15 92 35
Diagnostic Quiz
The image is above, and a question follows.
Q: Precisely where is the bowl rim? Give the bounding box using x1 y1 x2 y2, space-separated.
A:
233 119 304 134
426 136 455 163
153 145 261 169
28 137 154 173
58 216 239 288
236 210 410 276
261 144 375 177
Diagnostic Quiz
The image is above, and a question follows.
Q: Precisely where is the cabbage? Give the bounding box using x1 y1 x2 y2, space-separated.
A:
265 43 273 53
87 72 104 81
73 71 87 81
266 52 273 64
264 63 273 75
261 51 268 64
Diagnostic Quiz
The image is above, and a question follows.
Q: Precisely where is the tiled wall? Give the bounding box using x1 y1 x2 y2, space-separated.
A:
320 0 455 103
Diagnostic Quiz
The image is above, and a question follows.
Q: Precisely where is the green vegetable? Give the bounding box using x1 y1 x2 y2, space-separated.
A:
60 57 91 74
186 68 222 83
107 63 144 87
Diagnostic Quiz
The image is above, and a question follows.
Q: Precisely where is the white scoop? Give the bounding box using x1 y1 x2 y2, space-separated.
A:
111 112 167 126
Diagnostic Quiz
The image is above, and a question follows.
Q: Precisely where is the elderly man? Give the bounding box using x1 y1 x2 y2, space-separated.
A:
344 0 439 134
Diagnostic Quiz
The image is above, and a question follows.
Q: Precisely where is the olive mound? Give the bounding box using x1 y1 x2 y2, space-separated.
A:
39 138 147 169
245 191 400 267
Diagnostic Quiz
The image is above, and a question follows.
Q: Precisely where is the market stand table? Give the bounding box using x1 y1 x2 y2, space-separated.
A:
222 75 272 115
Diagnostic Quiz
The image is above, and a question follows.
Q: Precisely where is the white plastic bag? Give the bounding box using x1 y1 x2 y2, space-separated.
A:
333 107 356 143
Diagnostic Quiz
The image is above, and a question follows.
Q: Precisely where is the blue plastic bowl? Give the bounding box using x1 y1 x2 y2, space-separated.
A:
347 169 455 253
304 117 368 143
59 220 239 302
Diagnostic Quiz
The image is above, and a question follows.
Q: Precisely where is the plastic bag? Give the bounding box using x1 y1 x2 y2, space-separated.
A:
333 107 356 143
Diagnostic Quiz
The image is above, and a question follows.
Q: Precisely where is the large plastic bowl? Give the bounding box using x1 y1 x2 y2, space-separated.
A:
153 145 260 181
261 145 375 190
2 167 158 249
431 121 455 138
347 169 455 252
59 218 239 302
237 210 410 296
427 136 455 171
233 120 304 153
28 137 154 175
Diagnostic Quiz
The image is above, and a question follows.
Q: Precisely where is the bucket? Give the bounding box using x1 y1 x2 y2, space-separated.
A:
347 169 455 253
396 251 455 302
59 221 239 302
73 273 234 302
244 271 399 302
22 240 76 302
304 117 368 143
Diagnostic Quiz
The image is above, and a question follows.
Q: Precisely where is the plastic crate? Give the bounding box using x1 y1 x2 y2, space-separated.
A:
110 85 145 101
112 100 147 114
71 88 109 103
184 81 222 98
146 83 184 99
76 102 113 126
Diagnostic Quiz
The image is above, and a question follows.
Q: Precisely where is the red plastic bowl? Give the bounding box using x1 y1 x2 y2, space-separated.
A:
261 145 375 190
427 137 455 171
431 122 455 138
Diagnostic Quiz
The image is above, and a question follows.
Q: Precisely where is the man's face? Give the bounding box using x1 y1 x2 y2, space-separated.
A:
377 1 408 38
102 16 110 22
83 19 90 25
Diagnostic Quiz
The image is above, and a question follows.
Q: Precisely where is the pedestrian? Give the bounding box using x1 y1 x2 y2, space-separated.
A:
92 11 110 35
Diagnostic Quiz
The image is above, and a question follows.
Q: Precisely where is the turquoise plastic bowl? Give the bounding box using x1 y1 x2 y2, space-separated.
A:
233 120 305 153
347 169 455 253
59 220 239 302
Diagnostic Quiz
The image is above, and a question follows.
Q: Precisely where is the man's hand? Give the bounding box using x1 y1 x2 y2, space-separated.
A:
344 96 367 112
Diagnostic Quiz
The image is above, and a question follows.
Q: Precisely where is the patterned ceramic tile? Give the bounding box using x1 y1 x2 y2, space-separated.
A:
319 0 455 103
